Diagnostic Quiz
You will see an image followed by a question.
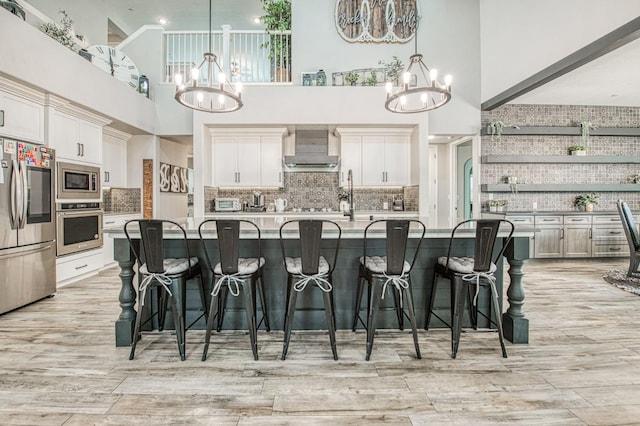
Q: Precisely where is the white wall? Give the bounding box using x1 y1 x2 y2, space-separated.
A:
480 0 640 102
158 137 190 219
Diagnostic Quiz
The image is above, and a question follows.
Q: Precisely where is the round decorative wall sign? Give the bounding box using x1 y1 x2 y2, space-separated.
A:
335 0 419 43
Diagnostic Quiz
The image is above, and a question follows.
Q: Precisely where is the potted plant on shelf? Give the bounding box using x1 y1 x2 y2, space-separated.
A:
627 174 640 184
379 56 404 84
577 120 597 146
487 121 520 141
568 145 587 156
487 199 500 213
260 0 291 82
496 200 506 213
364 71 378 86
574 193 599 212
345 71 359 86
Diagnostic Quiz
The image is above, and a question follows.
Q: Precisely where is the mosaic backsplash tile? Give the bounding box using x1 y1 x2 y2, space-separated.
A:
204 172 415 212
481 104 640 212
103 188 142 214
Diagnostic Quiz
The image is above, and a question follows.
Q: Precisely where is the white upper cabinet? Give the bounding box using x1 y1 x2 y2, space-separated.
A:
336 128 412 187
0 76 45 144
211 128 286 187
46 97 111 165
102 127 131 188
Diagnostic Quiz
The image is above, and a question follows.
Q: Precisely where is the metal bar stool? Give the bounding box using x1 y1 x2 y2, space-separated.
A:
199 219 270 361
352 219 425 361
616 200 640 277
124 219 207 361
279 219 342 361
425 219 514 359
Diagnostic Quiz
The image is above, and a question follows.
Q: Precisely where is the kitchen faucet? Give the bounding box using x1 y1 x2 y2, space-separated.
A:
344 169 355 222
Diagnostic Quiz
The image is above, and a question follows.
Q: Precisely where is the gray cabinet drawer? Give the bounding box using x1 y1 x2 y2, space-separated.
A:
592 243 629 257
506 215 533 225
535 216 562 225
564 215 591 224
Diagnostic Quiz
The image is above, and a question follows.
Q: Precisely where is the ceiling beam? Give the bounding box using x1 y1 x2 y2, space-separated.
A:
481 16 640 111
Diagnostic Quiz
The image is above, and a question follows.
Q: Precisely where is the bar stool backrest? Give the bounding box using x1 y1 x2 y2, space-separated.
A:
279 219 342 275
364 219 426 274
299 220 322 275
446 219 514 274
617 200 640 251
124 219 192 275
200 219 261 275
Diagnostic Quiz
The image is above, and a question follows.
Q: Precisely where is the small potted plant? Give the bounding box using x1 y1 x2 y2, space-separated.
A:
364 71 378 86
40 9 77 51
379 56 404 84
568 145 587 156
345 71 359 86
487 199 500 213
495 200 506 213
574 193 599 212
627 174 640 184
487 121 519 141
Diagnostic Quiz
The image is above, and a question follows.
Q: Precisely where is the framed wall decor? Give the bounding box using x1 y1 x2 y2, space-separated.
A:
335 0 419 43
179 167 189 193
170 165 181 193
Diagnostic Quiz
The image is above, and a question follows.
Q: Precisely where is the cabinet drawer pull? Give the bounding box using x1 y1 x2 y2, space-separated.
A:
608 231 622 235
75 264 88 270
610 218 620 222
609 247 622 251
105 221 116 225
0 110 4 127
542 218 555 221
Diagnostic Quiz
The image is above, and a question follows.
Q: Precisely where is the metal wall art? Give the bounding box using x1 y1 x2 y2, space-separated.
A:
159 162 189 193
335 0 419 43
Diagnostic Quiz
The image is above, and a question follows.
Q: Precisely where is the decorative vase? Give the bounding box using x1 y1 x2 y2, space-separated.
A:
585 203 594 212
571 150 586 156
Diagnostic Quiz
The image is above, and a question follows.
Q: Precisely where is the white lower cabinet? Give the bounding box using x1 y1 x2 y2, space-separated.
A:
103 214 141 267
56 249 104 286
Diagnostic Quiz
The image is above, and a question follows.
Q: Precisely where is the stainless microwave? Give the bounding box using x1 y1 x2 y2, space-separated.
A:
214 198 241 212
57 162 101 200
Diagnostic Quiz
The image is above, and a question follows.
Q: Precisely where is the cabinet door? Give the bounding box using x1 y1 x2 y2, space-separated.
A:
383 135 410 185
0 91 45 144
340 136 362 186
78 120 102 164
534 226 563 258
236 136 261 186
260 136 283 187
213 136 239 186
564 226 592 257
361 135 385 185
102 136 125 187
50 111 80 160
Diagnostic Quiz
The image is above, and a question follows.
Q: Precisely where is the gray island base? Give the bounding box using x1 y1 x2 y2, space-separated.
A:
107 217 533 348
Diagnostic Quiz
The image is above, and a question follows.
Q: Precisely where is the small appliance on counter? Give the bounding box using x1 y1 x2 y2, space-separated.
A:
392 198 404 211
245 191 266 212
214 197 241 212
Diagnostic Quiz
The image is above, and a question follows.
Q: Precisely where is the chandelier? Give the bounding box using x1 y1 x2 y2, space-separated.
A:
384 5 452 113
174 0 243 113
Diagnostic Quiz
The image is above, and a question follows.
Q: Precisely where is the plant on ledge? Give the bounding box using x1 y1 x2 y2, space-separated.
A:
487 121 520 141
379 56 404 83
40 9 76 51
260 0 291 81
568 145 587 155
577 120 597 146
574 193 599 212
628 174 640 184
345 71 359 86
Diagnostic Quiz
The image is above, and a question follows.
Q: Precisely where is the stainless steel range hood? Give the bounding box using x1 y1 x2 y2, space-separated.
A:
284 129 339 167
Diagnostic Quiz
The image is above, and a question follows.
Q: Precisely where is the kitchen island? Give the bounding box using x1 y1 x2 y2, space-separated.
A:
106 216 534 348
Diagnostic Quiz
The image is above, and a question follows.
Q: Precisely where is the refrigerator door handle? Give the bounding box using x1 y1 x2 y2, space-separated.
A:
19 161 27 229
10 160 19 229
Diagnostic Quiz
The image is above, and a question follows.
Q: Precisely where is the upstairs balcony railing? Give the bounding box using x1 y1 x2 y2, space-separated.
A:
164 29 291 85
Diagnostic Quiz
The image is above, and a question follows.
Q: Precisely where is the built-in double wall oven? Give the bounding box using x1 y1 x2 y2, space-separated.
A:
54 162 103 256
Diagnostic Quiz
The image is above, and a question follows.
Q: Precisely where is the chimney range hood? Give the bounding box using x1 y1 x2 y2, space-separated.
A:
284 129 339 167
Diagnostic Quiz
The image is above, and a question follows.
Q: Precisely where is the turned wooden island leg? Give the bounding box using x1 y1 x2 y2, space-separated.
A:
502 237 530 344
114 238 137 347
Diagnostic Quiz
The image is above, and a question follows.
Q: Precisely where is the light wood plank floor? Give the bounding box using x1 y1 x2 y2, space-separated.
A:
1 259 640 425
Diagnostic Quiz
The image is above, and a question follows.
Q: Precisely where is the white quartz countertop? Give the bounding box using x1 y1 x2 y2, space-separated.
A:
104 216 535 240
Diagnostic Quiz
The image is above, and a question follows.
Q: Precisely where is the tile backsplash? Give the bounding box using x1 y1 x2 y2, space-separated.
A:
103 188 142 214
481 104 640 211
204 172 416 212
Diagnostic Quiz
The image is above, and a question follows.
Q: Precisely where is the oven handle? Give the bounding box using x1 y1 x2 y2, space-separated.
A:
57 209 104 218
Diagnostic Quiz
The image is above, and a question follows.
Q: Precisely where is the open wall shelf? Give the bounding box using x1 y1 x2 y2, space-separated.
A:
482 155 640 164
480 126 640 137
481 184 640 192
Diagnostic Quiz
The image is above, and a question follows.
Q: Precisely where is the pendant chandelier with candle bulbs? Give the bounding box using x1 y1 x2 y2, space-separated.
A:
384 4 452 113
174 0 243 113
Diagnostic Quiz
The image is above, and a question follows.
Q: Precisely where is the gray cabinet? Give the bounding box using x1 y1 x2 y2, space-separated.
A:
533 216 563 258
563 215 592 257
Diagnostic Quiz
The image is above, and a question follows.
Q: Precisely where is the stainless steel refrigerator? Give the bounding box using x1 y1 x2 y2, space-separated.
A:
0 138 56 315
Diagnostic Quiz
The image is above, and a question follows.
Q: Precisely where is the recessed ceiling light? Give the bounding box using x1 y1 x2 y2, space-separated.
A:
158 18 168 25
253 17 261 24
